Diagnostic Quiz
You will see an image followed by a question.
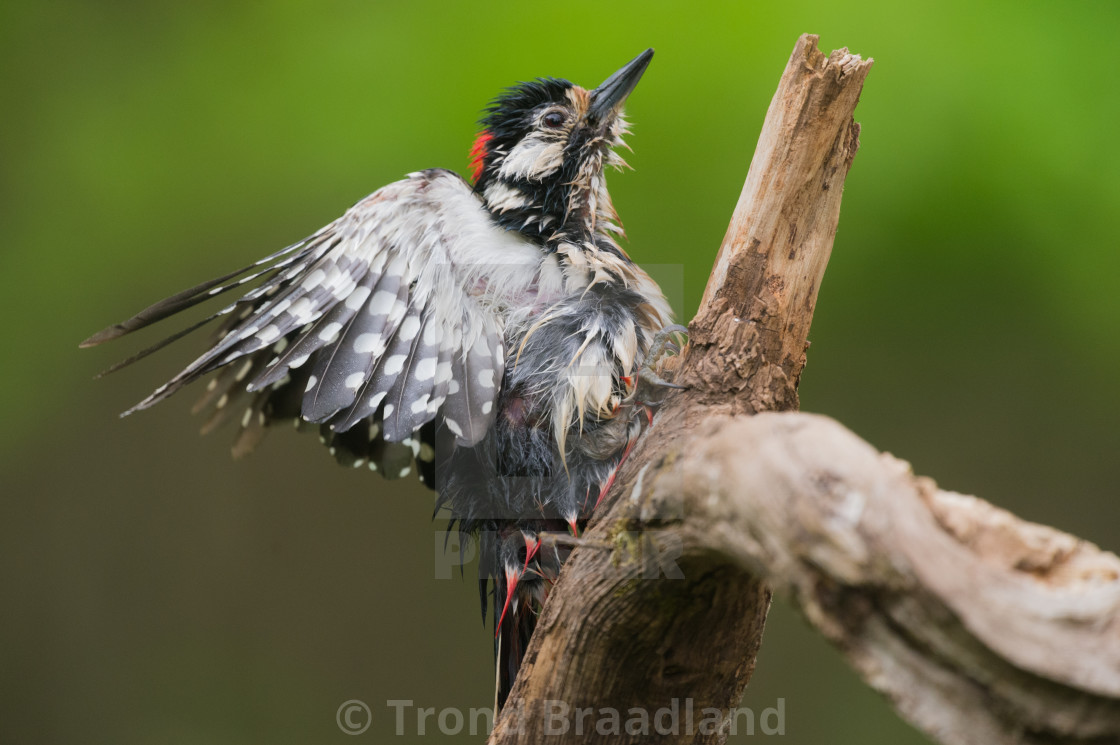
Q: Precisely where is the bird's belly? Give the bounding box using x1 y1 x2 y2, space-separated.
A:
437 290 643 529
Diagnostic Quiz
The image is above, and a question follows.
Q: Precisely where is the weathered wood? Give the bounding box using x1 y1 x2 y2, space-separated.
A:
682 34 870 415
489 34 872 744
636 412 1120 744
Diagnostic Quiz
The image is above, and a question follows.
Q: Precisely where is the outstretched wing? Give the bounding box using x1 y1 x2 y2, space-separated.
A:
84 168 541 478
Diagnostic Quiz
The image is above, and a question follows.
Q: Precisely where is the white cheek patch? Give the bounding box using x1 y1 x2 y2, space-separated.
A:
497 135 565 181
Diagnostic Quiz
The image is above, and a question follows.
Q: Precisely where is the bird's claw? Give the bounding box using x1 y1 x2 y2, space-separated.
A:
644 324 689 363
627 324 690 406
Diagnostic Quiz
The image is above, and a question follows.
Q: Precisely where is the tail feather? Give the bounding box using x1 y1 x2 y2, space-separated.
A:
495 578 538 710
489 528 559 710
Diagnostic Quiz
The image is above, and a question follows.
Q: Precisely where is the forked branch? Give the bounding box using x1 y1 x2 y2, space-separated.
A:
490 33 870 744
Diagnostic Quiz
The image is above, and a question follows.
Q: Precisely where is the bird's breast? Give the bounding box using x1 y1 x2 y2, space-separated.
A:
499 280 655 460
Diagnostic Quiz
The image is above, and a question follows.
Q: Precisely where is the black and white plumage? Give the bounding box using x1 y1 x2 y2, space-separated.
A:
83 49 675 706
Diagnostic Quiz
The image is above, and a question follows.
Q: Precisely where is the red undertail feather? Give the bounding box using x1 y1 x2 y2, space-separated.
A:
495 568 520 639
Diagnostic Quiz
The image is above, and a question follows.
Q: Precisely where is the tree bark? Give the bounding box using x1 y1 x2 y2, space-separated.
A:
496 411 1120 743
660 412 1120 744
489 34 872 744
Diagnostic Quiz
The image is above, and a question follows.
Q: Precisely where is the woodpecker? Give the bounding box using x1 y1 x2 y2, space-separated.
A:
82 49 682 706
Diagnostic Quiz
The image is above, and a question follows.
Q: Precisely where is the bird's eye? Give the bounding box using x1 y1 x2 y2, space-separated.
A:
542 111 567 129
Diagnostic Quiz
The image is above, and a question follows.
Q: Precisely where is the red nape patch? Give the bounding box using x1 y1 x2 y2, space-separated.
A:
469 130 493 183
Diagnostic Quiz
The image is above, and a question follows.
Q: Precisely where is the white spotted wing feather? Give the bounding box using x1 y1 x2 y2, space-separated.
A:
93 169 541 449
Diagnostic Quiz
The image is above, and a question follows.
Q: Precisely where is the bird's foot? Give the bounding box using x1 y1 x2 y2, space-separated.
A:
625 324 689 408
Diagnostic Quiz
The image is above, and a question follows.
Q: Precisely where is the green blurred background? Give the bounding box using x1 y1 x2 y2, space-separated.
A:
3 1 1118 742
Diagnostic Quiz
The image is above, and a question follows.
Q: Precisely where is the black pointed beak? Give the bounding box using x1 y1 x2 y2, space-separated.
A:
589 48 653 122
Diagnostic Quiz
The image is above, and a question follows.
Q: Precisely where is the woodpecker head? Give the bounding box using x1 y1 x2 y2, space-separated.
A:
471 49 654 243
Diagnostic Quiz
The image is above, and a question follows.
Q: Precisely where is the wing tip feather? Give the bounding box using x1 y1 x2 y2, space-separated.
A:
80 326 125 348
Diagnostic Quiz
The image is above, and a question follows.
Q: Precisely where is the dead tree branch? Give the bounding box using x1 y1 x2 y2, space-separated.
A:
661 412 1120 744
491 33 1120 744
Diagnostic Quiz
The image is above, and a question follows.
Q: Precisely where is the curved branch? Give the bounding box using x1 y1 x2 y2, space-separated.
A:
672 412 1120 744
503 410 1120 743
